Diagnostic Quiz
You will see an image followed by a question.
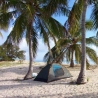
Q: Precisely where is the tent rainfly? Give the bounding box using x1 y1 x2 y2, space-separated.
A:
34 63 72 82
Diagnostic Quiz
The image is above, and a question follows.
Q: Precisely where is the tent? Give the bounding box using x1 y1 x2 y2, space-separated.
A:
34 63 72 82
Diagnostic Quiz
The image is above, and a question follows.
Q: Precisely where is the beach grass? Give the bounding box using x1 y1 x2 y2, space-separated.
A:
0 61 24 67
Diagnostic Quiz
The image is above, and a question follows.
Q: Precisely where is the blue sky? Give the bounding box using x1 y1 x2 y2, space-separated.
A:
0 1 97 62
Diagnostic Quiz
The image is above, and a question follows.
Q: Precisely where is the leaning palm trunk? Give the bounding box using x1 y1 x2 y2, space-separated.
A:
76 0 88 84
52 45 71 63
24 25 33 80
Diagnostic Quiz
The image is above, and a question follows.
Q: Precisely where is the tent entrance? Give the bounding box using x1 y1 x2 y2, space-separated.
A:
52 64 64 77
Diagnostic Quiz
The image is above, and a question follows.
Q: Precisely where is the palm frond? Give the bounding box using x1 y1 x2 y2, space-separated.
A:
41 17 65 39
44 44 68 64
65 48 71 63
42 0 69 17
10 14 27 43
31 29 38 58
85 20 93 30
44 46 57 63
52 47 68 63
66 0 83 34
0 0 25 12
86 37 98 47
90 3 98 29
38 19 49 43
56 38 71 48
0 11 15 30
88 0 97 4
74 44 81 63
86 46 98 64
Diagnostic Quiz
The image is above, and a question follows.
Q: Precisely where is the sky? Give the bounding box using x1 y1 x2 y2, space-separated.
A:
0 1 97 63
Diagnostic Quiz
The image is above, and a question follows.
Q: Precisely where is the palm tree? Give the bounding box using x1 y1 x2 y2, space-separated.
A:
0 0 69 79
44 27 98 68
44 1 98 85
76 0 88 84
44 0 83 59
44 0 94 68
0 0 38 79
76 0 98 84
64 0 97 84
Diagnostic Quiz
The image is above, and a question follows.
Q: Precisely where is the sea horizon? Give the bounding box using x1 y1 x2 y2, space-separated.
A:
21 60 96 65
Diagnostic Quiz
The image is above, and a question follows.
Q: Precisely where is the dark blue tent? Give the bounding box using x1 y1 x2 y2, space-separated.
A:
34 63 72 82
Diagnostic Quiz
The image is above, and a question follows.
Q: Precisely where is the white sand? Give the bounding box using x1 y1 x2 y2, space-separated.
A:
0 63 98 98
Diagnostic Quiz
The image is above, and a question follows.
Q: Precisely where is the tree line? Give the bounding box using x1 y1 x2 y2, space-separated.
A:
0 43 25 61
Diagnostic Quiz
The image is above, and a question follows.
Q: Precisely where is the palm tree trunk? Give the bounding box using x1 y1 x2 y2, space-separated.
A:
52 46 70 63
76 0 88 84
70 50 74 67
47 40 53 58
24 24 33 80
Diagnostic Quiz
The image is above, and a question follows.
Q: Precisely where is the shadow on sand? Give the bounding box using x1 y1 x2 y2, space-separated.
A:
0 77 80 91
0 66 40 75
2 92 98 98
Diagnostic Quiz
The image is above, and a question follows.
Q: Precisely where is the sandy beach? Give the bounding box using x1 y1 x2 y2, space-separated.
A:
0 62 98 98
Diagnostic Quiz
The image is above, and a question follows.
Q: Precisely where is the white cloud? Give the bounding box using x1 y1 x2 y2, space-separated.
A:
37 39 55 52
19 38 28 51
90 45 98 55
19 38 55 61
8 26 13 33
24 51 29 60
37 39 48 52
19 38 29 60
50 39 55 48
34 52 46 62
35 39 55 61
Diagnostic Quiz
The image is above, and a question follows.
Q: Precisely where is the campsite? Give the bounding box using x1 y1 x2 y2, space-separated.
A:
1 0 98 98
34 63 72 82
